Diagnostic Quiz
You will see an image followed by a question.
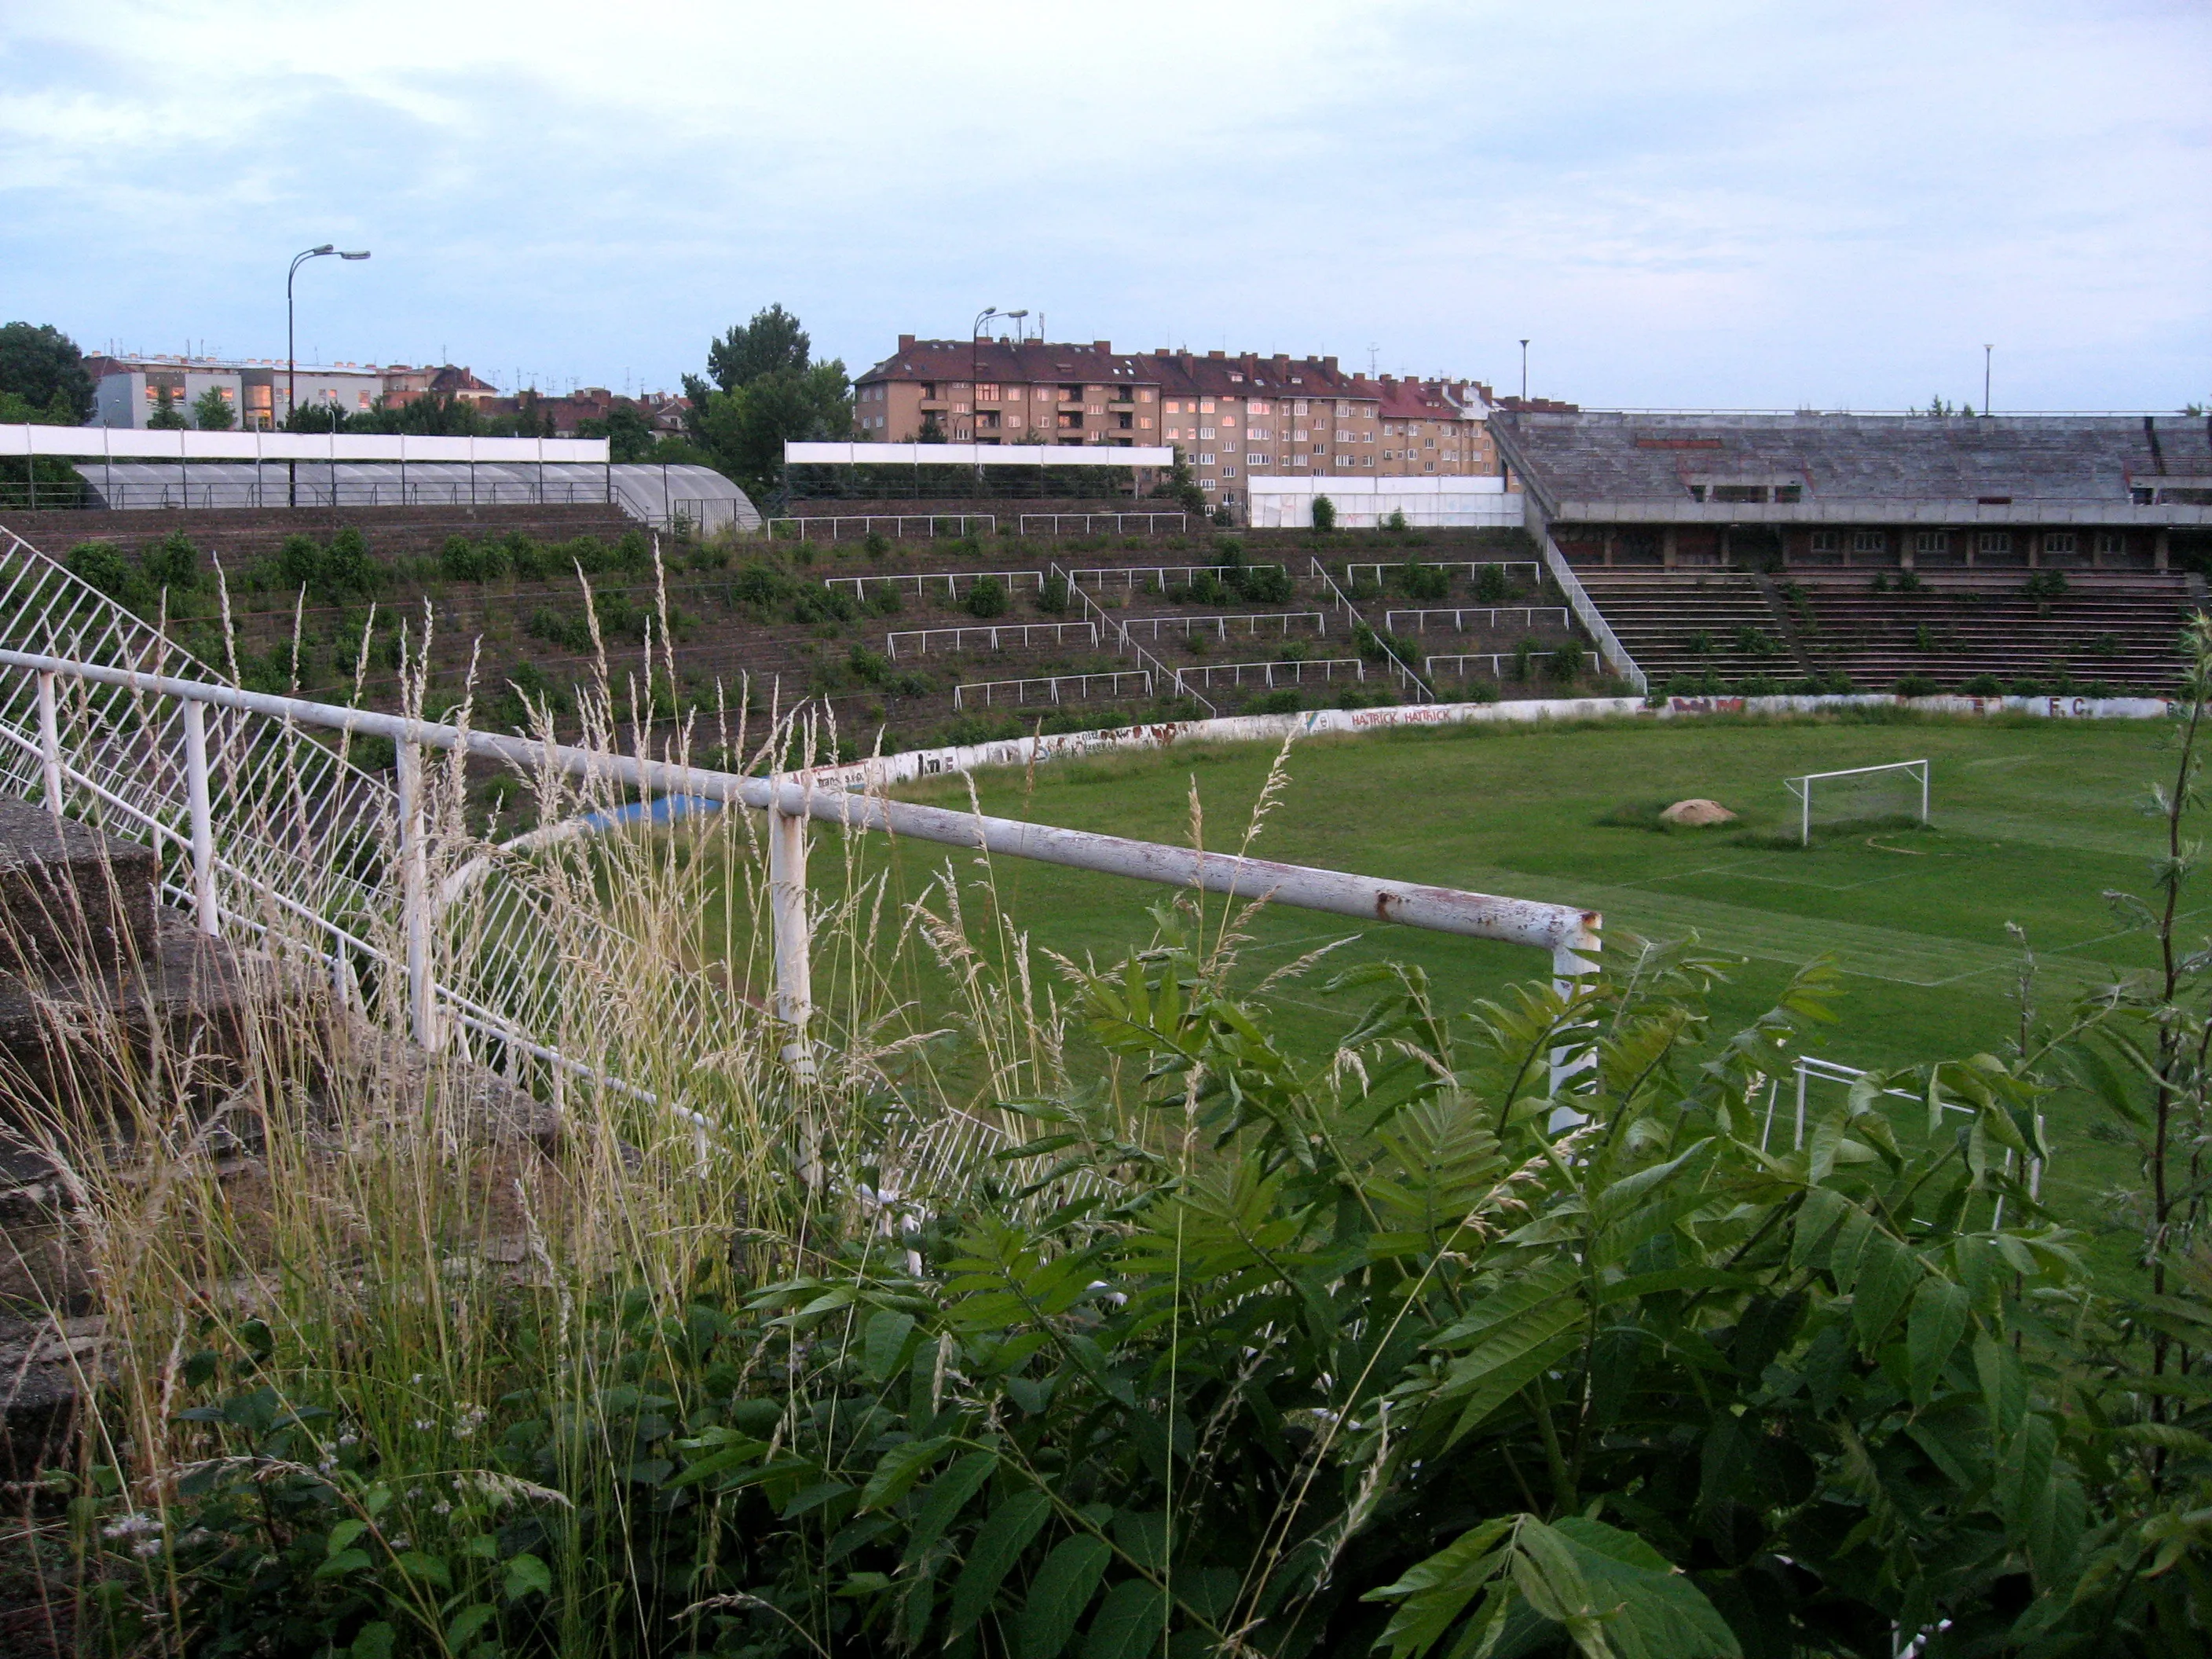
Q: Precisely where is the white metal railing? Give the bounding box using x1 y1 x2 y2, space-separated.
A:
825 569 1045 602
766 514 998 540
884 621 1100 658
1017 512 1188 535
1307 558 1434 703
1118 611 1326 643
1424 651 1557 680
1172 658 1364 694
1539 529 1647 694
1382 606 1569 634
1050 562 1217 716
952 670 1154 709
1341 558 1543 586
1064 564 1287 593
0 522 1613 1191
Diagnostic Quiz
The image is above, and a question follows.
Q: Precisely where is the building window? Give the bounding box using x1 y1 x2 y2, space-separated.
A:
1423 461 1435 471
1335 456 1350 466
1246 452 1267 465
1139 417 1152 429
1199 427 1214 439
1363 456 1375 467
976 383 999 400
1915 530 1950 556
1854 529 1886 553
1221 467 1238 478
2043 531 2078 556
1809 530 1839 553
1248 400 1270 415
1200 479 1216 491
1198 453 1214 465
1978 530 2011 555
2096 531 2125 558
1137 389 1154 402
1199 399 1215 413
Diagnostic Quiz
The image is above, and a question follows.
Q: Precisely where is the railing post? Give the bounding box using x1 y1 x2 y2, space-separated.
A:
181 697 220 936
767 778 815 1080
1547 912 1602 1122
35 670 62 815
395 738 440 1050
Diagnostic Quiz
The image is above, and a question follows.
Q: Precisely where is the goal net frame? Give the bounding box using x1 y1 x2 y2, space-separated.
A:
1783 759 1929 845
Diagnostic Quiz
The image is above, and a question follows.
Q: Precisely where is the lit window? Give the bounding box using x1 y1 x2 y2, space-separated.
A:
1138 417 1153 429
1199 399 1216 413
1248 400 1270 415
977 383 999 400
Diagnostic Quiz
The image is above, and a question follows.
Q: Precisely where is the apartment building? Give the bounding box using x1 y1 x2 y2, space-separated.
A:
84 353 504 430
853 336 1503 517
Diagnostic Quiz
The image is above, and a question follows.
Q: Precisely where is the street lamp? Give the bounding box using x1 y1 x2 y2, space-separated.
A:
969 307 1001 447
287 244 370 504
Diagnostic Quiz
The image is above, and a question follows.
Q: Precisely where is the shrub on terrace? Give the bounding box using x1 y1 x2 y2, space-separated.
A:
1474 562 1510 603
964 575 1009 619
1400 558 1450 601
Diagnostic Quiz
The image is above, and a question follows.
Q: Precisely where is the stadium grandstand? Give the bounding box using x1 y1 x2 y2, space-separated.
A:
1492 412 2212 694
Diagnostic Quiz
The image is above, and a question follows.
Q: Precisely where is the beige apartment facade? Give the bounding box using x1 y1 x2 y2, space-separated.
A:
852 336 1500 518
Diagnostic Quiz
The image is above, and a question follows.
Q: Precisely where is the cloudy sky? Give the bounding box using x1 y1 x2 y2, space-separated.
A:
3 1 2206 410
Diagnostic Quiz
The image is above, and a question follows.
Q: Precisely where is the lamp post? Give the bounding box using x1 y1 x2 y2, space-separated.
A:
287 244 371 505
969 307 1000 449
1983 344 1993 416
1519 339 1529 405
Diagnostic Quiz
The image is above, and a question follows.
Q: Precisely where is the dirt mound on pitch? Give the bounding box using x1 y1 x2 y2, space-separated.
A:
1660 798 1738 827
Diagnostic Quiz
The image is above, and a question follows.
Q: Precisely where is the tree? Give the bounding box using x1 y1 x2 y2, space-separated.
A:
577 402 656 462
703 302 811 394
1152 445 1207 513
147 387 188 430
694 360 852 496
1312 493 1337 531
353 392 482 437
191 386 236 430
281 399 346 434
0 322 95 423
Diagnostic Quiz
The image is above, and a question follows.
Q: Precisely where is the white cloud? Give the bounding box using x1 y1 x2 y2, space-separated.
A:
2 0 2205 406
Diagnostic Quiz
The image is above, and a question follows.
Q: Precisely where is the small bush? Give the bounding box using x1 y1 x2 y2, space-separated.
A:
1474 562 1510 603
1184 569 1231 606
1401 559 1450 602
965 575 1009 618
1895 569 1924 593
1547 639 1588 683
789 585 858 625
847 643 889 685
1383 507 1409 533
1686 628 1715 656
1734 624 1782 656
142 529 201 592
731 560 790 607
65 540 139 603
1250 688 1305 714
1311 494 1336 532
526 606 595 654
1892 672 1942 698
1035 573 1070 615
862 530 892 558
1458 677 1500 705
1234 563 1293 604
865 585 903 617
2024 569 2071 601
1961 672 2005 696
2010 676 2050 697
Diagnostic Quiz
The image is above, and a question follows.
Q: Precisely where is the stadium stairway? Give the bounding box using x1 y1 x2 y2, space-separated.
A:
1573 572 1807 686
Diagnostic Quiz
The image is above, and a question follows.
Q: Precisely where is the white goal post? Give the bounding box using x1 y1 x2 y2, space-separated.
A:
1783 760 1929 846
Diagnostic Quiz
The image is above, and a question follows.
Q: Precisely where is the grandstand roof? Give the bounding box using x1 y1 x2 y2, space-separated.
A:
1494 412 2212 523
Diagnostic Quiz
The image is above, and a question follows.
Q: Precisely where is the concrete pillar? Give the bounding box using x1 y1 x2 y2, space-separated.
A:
1662 527 1678 568
2156 529 2170 571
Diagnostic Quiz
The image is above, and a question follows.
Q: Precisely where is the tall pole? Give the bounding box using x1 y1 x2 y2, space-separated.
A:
1983 344 1992 416
286 244 371 505
1519 339 1529 405
972 306 999 485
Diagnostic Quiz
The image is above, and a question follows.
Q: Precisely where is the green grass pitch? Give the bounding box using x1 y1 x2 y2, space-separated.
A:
859 709 2185 1251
